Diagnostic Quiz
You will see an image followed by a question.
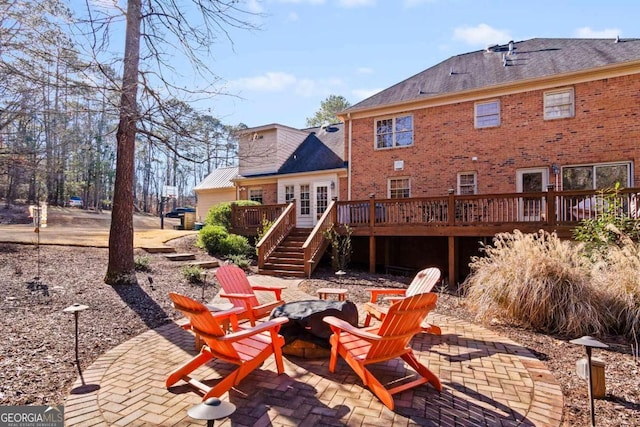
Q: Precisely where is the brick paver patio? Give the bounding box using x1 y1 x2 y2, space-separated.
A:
65 276 563 426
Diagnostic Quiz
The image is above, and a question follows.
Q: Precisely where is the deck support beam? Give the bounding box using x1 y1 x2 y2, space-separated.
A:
448 236 456 288
369 235 376 273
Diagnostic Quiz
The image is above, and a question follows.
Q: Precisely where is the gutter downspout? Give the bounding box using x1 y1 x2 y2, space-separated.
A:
347 112 352 201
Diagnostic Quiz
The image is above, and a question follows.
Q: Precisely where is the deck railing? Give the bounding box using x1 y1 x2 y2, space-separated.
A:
335 187 640 228
230 203 287 235
256 202 296 269
302 200 337 278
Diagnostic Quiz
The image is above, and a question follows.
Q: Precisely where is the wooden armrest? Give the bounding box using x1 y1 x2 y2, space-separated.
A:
323 316 381 342
220 293 254 300
209 307 245 320
365 288 407 303
250 285 285 300
215 317 289 342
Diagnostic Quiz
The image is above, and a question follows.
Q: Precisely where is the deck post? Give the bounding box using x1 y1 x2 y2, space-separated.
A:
369 194 376 273
546 185 556 226
448 235 456 289
447 189 456 225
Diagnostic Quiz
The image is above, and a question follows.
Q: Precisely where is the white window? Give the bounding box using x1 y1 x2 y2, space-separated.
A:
285 185 294 203
300 184 310 215
388 178 410 198
458 172 477 195
544 88 574 120
375 114 413 149
249 188 263 203
475 100 500 128
562 162 631 190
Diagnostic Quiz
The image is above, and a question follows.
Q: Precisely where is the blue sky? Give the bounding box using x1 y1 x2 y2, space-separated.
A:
85 0 640 129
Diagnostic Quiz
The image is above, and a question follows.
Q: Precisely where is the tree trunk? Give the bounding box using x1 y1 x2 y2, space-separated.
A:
105 0 141 286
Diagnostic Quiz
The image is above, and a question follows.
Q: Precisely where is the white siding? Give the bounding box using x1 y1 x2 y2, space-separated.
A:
238 129 278 176
275 127 309 169
195 188 237 222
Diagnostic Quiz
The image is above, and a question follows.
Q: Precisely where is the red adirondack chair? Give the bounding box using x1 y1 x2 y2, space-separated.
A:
323 292 442 410
166 292 288 400
363 267 441 334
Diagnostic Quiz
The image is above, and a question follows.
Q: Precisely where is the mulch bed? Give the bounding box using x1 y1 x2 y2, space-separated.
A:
0 237 638 426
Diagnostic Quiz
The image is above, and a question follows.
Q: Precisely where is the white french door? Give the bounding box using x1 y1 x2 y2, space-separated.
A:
516 168 548 221
312 182 330 224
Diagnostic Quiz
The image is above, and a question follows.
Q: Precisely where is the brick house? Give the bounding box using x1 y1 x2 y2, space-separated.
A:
332 38 640 282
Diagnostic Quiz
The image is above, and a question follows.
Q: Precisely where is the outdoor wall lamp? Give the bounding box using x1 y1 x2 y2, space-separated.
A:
551 163 560 175
569 336 608 427
330 181 335 190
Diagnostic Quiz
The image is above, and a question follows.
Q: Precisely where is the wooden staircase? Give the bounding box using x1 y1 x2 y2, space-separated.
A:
259 228 311 278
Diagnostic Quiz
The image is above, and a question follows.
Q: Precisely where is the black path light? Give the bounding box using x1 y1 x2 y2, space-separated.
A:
188 397 236 427
64 303 89 364
569 336 609 427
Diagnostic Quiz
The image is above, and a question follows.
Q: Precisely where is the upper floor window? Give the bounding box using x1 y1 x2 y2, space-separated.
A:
375 115 413 149
249 188 263 203
562 162 631 190
475 100 500 128
300 184 310 215
544 88 574 120
458 172 477 195
389 178 410 198
285 185 294 203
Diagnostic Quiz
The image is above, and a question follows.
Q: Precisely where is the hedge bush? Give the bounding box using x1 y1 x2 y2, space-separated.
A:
197 224 229 255
219 234 252 257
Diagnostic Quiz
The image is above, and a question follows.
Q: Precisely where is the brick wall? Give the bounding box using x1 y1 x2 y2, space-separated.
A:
349 74 640 200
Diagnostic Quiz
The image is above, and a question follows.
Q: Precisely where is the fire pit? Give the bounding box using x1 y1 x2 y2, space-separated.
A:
270 299 358 358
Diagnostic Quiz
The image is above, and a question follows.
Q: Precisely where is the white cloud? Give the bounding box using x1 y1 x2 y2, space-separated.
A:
574 27 621 39
453 24 512 47
286 11 299 21
229 72 342 97
352 88 381 100
337 0 376 8
246 0 264 13
356 67 374 74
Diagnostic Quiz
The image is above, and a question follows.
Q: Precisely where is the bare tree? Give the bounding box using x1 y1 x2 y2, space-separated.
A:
96 1 257 285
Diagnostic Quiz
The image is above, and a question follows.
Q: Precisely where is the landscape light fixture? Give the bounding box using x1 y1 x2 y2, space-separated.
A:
188 397 236 427
569 335 608 427
63 303 89 365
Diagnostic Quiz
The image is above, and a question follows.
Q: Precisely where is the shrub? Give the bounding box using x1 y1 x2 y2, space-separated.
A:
197 225 229 254
182 265 204 284
573 184 640 254
227 254 251 270
205 200 261 230
255 217 274 255
134 255 151 272
323 224 352 271
463 230 606 337
220 234 252 257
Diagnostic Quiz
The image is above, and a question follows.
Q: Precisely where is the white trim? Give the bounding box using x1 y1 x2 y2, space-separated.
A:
561 161 632 190
387 177 411 198
374 114 414 150
457 171 478 195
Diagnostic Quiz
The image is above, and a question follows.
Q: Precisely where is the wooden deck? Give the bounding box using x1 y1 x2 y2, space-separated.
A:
232 187 640 284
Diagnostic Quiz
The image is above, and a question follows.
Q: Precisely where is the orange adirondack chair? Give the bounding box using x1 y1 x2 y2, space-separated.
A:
166 292 288 400
323 292 442 410
215 264 286 326
363 267 441 334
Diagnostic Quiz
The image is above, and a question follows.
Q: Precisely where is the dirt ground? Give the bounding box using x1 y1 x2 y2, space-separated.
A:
0 204 638 426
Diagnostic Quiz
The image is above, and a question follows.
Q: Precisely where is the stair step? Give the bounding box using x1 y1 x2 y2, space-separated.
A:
259 269 307 278
141 246 176 254
165 253 196 261
185 260 220 269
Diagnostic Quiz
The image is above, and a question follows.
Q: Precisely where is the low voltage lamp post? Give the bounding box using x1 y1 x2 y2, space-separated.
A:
64 303 89 366
569 335 608 427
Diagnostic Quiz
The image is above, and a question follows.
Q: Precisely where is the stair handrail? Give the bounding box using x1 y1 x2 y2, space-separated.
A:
257 201 296 269
302 200 337 278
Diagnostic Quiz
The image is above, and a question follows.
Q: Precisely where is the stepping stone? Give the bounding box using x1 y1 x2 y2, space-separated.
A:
164 253 196 261
185 260 219 269
140 246 176 254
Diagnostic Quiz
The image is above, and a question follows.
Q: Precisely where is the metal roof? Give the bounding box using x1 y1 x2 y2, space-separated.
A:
194 166 238 191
